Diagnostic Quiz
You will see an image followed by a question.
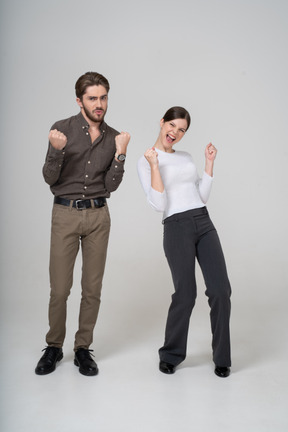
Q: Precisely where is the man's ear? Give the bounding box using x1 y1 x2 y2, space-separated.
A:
76 97 83 108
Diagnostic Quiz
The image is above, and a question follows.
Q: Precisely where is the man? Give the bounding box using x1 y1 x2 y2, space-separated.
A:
35 72 130 376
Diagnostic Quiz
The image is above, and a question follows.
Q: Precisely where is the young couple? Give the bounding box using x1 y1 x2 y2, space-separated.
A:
35 72 231 379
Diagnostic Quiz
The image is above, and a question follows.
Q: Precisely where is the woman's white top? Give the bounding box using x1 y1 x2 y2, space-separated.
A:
137 148 213 220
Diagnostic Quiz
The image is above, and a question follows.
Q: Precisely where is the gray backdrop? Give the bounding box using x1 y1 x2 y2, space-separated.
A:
0 0 287 366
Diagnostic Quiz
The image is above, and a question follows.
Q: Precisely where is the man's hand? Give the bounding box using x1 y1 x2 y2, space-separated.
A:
49 129 67 150
115 132 130 156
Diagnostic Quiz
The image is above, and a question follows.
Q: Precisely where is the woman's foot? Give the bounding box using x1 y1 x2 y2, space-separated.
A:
214 366 230 378
159 361 175 374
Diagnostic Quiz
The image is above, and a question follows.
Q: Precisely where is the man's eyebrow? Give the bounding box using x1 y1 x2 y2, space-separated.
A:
89 94 107 98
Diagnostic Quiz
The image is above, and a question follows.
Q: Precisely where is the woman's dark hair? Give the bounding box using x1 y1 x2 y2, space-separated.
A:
75 72 110 100
162 106 191 130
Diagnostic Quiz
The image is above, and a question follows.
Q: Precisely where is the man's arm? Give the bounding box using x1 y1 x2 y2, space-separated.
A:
104 131 130 192
42 129 67 186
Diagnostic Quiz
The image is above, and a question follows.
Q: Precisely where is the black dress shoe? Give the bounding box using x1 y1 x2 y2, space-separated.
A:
35 346 63 375
214 366 231 378
74 348 98 376
159 361 175 374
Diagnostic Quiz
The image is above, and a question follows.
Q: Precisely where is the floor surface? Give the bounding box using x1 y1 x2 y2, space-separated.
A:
1 296 287 432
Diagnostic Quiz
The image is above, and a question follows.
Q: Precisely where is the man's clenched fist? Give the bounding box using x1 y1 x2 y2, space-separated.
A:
49 129 67 150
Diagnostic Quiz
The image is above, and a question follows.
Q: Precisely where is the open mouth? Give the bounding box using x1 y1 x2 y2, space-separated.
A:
166 134 176 144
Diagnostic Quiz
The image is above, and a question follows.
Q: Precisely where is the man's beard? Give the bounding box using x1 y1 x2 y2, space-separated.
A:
82 104 106 123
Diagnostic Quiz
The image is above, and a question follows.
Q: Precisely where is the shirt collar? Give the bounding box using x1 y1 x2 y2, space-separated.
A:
76 111 107 134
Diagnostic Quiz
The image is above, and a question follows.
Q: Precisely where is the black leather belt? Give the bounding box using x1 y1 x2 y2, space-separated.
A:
54 196 106 209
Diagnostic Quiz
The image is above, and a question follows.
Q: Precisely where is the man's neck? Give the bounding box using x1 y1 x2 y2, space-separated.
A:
80 109 102 131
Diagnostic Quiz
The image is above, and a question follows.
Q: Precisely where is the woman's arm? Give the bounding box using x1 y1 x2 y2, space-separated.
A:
144 147 164 192
197 143 216 203
137 149 167 212
204 142 217 177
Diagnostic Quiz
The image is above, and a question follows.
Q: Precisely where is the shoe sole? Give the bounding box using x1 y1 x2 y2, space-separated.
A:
159 367 175 374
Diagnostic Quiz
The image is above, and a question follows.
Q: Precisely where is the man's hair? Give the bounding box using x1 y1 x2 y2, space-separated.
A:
75 72 110 99
162 106 191 130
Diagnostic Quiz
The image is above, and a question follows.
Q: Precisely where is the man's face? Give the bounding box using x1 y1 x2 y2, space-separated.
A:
77 85 108 124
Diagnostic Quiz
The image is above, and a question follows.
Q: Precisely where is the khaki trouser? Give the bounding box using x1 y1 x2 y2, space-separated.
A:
46 202 110 350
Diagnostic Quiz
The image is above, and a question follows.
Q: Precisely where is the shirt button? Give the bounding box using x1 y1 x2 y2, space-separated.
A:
82 194 85 198
84 186 87 190
88 161 91 164
115 165 118 168
85 175 88 178
86 132 89 136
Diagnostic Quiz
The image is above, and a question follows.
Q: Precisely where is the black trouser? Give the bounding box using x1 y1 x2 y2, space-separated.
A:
159 207 231 367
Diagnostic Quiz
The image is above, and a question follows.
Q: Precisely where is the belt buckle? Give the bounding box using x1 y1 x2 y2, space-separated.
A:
75 199 84 210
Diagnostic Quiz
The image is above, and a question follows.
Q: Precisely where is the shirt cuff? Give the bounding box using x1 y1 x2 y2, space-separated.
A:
203 171 213 180
48 145 66 160
111 159 125 173
148 187 166 211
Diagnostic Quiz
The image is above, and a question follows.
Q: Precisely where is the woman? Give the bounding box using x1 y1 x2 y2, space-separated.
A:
137 106 231 378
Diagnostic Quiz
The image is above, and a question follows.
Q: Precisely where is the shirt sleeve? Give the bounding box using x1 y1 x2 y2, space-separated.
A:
42 143 66 186
42 121 67 186
137 156 167 212
104 158 125 193
197 171 213 203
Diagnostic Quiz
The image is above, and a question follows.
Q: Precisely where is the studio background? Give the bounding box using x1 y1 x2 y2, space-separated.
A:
0 0 287 431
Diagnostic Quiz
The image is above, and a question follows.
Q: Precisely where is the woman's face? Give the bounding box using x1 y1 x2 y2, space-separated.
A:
159 118 188 152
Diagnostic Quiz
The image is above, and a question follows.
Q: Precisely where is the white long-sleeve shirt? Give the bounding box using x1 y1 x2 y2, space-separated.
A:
137 148 213 220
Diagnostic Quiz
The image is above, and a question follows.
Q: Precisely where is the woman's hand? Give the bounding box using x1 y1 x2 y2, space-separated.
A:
205 142 217 161
144 147 164 192
205 143 217 176
144 147 159 167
